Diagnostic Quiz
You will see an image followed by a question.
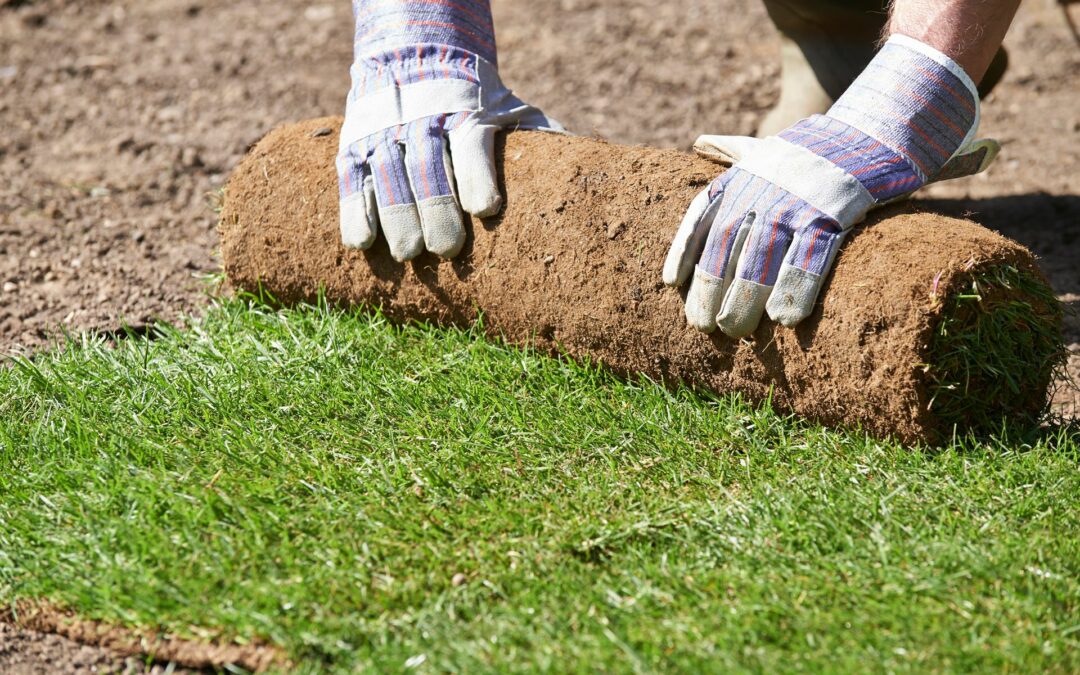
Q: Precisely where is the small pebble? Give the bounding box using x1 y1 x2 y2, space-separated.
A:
451 573 467 587
304 5 335 21
543 254 555 265
180 146 202 167
310 127 333 138
2 282 17 293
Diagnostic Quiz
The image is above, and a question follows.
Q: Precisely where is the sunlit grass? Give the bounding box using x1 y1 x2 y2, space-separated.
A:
1 298 1077 673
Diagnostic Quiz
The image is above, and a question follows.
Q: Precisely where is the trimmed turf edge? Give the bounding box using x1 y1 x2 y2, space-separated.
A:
1 600 288 673
925 263 1066 436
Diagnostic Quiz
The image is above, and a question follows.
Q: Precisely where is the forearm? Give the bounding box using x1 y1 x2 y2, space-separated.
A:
889 0 1020 81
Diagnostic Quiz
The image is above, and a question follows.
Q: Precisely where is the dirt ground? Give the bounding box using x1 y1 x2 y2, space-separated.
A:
0 620 200 675
1 621 139 674
1 0 1078 669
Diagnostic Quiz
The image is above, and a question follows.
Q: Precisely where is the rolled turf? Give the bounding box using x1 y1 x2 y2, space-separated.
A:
218 117 1063 445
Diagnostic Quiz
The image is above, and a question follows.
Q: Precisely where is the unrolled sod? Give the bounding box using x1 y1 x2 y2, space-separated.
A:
219 117 1063 445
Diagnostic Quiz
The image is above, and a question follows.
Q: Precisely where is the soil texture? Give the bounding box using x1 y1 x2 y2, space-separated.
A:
0 621 200 675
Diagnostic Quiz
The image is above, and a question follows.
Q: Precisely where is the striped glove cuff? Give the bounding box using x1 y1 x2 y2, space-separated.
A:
782 34 980 203
352 0 497 65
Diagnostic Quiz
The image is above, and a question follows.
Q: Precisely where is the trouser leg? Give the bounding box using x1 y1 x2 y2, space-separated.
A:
758 0 1008 137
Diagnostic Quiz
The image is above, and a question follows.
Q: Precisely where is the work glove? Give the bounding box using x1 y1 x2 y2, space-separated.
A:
664 35 999 338
337 0 561 262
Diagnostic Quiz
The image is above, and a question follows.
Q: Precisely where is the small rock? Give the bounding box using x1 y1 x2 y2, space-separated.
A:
310 127 333 138
44 203 63 219
543 254 555 265
75 55 114 71
90 186 111 198
21 11 47 28
2 282 17 293
0 65 16 80
305 4 335 21
606 220 626 239
451 573 467 587
180 146 202 167
156 105 184 123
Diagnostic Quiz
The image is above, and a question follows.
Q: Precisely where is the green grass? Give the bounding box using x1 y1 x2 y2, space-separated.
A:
1 298 1078 673
927 265 1065 435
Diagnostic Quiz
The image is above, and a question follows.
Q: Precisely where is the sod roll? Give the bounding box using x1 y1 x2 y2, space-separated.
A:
219 117 1063 445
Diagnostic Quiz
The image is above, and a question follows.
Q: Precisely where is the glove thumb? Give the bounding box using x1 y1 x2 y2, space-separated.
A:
692 135 764 166
930 138 1001 183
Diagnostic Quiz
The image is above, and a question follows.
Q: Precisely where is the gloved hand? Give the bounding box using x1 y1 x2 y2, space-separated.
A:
664 35 999 337
337 1 561 262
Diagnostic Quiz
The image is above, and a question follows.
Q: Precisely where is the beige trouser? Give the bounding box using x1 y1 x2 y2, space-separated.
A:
759 0 1009 136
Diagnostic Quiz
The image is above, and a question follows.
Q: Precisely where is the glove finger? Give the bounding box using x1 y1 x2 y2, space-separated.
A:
404 121 466 258
685 217 751 333
662 181 725 287
692 135 764 166
372 136 424 262
447 124 502 218
337 142 378 249
363 174 379 236
766 217 846 327
694 170 766 282
683 170 766 332
716 193 801 338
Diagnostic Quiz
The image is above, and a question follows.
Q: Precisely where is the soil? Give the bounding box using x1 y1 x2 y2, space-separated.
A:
2 0 1078 668
0 622 203 675
1 621 142 675
0 603 283 673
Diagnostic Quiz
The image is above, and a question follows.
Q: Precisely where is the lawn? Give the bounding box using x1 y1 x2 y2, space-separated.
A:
1 297 1078 673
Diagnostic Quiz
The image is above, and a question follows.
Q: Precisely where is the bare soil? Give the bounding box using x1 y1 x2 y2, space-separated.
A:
1 621 141 675
0 602 283 673
0 622 206 674
2 0 1078 669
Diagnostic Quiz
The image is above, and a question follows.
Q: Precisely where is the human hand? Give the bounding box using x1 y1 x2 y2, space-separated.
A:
664 35 998 337
337 1 561 262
